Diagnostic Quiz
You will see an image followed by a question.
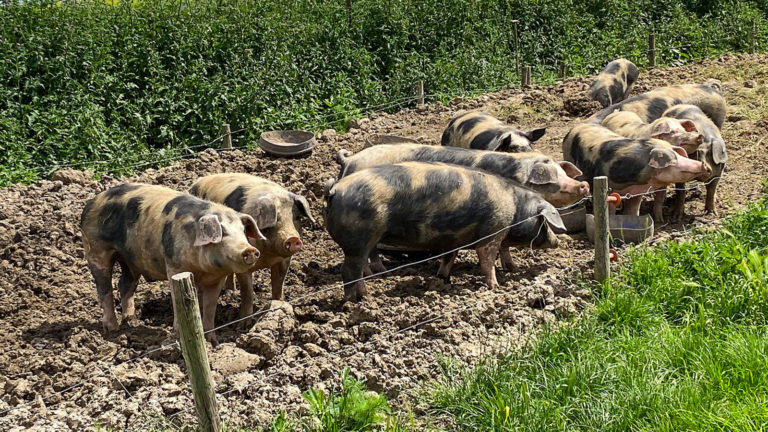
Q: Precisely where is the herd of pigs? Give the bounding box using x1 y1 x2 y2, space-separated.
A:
80 58 727 344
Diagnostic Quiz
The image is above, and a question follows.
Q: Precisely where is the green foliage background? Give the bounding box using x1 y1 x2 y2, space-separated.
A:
0 0 765 185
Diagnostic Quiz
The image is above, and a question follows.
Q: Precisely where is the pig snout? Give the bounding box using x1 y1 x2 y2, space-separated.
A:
284 236 303 254
575 181 590 196
242 246 260 266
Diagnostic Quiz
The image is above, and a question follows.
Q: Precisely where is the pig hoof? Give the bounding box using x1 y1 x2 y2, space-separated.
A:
206 334 219 347
369 262 387 274
102 320 119 333
123 315 140 328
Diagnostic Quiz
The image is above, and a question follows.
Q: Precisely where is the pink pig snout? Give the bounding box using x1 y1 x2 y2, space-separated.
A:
285 237 303 254
242 246 260 266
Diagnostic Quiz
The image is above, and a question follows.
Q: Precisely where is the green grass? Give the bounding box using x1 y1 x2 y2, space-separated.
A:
1 0 768 185
428 189 768 431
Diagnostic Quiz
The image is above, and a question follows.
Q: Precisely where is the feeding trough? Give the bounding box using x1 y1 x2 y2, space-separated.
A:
558 205 587 234
364 134 419 148
259 130 316 156
585 213 654 245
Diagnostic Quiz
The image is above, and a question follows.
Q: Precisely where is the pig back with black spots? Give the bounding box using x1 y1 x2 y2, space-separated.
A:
590 82 726 128
440 111 546 152
589 58 639 108
325 161 565 301
337 143 589 207
80 183 262 343
189 173 316 309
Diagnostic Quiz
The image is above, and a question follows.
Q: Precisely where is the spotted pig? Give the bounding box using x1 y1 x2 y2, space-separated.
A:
80 183 264 344
336 143 588 208
441 111 546 152
601 110 703 151
324 162 566 301
589 81 726 129
589 58 639 108
661 104 727 218
189 173 315 314
563 124 711 220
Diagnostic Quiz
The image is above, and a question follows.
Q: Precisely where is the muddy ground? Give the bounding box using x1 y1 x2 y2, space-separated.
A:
0 53 767 431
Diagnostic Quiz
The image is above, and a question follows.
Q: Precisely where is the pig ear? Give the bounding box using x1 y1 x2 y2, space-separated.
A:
650 119 673 138
527 162 559 186
496 134 513 151
194 214 223 247
524 127 547 142
291 193 316 225
540 205 567 234
559 161 583 178
240 214 266 241
648 148 678 169
679 120 698 132
671 146 689 158
711 140 728 165
252 194 278 230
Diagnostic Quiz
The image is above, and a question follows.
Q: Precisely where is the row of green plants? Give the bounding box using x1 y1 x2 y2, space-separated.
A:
1 0 767 185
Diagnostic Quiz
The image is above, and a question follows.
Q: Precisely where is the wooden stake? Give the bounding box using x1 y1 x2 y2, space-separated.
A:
750 20 756 54
559 62 567 79
220 123 232 150
521 66 531 86
648 34 656 68
171 272 221 432
416 80 425 106
594 177 610 282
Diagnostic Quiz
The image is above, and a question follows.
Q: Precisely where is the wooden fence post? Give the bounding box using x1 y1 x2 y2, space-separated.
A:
416 80 425 106
750 20 756 54
521 66 531 86
559 62 567 79
648 34 656 68
593 177 610 282
171 272 221 432
220 124 232 150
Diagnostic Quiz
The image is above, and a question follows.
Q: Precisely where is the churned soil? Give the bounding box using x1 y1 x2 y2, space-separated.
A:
0 53 766 431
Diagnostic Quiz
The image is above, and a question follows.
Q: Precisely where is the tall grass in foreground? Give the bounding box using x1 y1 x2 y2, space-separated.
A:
429 191 768 431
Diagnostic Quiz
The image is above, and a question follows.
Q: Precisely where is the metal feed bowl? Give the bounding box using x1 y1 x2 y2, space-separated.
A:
364 134 419 148
259 130 316 156
585 214 655 245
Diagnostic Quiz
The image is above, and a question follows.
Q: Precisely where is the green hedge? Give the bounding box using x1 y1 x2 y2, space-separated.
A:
0 0 765 185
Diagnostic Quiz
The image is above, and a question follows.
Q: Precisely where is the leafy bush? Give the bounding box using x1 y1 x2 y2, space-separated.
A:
1 0 766 185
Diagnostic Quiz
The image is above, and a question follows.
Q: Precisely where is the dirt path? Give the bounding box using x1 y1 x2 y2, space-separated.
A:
0 53 766 431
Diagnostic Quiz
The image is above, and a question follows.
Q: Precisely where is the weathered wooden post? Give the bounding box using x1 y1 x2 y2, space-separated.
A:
648 34 656 67
750 20 756 54
416 80 425 106
171 272 221 432
559 62 567 79
220 123 232 150
521 66 531 86
594 176 610 282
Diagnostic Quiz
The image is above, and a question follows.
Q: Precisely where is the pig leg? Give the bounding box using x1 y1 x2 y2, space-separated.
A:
87 251 118 333
435 251 458 287
368 248 387 274
225 274 235 292
498 245 514 271
341 254 368 302
704 177 719 216
236 272 254 319
652 190 666 223
475 234 506 290
117 260 141 326
270 258 291 301
198 279 225 346
672 182 687 222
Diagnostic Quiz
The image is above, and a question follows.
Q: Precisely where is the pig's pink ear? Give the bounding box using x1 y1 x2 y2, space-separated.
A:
241 214 266 241
252 195 278 230
527 162 558 186
648 148 678 169
194 214 223 246
679 120 698 132
650 119 673 138
559 161 583 178
671 146 689 158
